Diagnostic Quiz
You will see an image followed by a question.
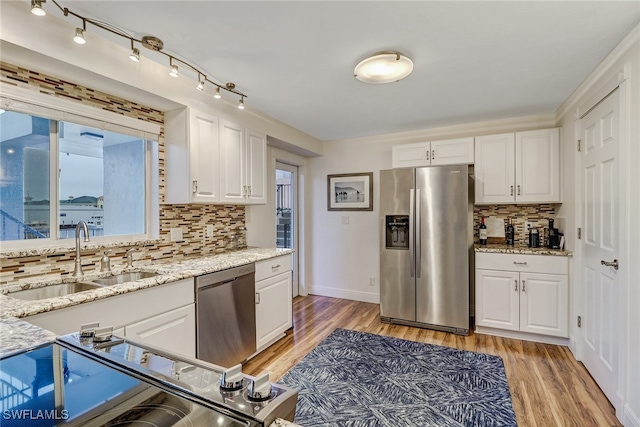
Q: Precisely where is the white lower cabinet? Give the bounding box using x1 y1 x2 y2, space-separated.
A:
255 255 292 352
26 279 196 355
475 253 569 341
125 304 196 358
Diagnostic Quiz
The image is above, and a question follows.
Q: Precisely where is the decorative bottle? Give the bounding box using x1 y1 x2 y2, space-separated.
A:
505 218 514 246
479 217 488 245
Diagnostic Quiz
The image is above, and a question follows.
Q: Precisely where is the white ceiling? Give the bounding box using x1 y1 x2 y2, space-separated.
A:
38 1 640 141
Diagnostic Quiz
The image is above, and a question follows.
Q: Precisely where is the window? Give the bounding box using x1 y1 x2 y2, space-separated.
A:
0 98 159 247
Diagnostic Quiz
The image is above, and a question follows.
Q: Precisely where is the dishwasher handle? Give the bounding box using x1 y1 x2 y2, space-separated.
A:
197 278 237 293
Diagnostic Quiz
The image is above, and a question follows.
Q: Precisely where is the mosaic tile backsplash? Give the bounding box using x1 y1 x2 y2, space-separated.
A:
0 62 246 284
473 204 559 246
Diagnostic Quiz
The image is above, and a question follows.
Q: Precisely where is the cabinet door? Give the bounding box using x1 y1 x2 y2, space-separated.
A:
515 128 561 203
219 119 246 204
474 133 515 204
519 273 568 337
431 137 474 165
245 129 267 204
475 269 520 331
125 305 196 358
256 272 292 351
392 141 430 168
190 111 220 203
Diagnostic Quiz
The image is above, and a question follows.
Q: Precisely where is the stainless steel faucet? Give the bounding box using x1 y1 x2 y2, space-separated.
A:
126 247 140 267
72 221 90 277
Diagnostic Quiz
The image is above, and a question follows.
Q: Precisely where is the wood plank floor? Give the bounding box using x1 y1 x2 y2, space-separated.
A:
243 295 621 427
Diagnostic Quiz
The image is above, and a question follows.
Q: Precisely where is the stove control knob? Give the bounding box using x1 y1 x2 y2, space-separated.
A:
220 364 244 391
248 371 272 401
79 321 100 338
92 326 114 343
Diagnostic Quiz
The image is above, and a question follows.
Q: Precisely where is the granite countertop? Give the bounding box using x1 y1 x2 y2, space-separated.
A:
474 243 572 256
0 247 292 355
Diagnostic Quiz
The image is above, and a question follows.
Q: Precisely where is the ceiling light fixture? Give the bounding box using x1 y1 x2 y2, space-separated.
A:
129 40 140 62
354 51 413 84
35 0 247 104
73 20 86 45
238 96 245 110
31 0 46 16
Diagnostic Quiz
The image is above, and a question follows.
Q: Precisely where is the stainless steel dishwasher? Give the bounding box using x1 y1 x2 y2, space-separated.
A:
195 263 256 368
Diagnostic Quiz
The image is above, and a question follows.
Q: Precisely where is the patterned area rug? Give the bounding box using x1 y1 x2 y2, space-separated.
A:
279 328 517 427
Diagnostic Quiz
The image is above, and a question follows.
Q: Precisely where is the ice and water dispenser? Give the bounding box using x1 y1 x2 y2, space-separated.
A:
385 215 409 250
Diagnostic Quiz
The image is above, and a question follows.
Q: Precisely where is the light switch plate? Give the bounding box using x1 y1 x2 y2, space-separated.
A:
206 224 214 237
170 227 183 241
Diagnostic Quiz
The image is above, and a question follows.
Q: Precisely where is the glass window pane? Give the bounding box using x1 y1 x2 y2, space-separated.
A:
0 110 50 241
58 122 146 239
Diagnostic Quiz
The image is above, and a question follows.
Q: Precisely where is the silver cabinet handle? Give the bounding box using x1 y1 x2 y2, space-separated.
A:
513 261 528 265
426 150 430 161
255 292 260 304
248 185 252 196
522 280 526 292
510 185 514 196
271 264 281 271
431 149 435 160
601 259 619 270
514 280 518 292
192 180 198 194
517 185 521 195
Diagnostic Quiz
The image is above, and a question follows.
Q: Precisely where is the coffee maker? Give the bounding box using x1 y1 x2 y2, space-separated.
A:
547 219 560 249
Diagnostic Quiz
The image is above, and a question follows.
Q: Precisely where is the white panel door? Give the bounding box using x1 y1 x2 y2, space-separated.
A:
190 111 220 203
391 141 430 168
245 129 267 204
256 272 292 350
475 269 520 331
219 120 246 203
474 133 515 204
519 272 568 337
125 305 196 358
515 128 560 203
431 137 474 165
580 89 619 407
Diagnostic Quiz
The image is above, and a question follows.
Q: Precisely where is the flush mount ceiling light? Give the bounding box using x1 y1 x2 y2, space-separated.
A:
354 51 413 84
29 0 248 108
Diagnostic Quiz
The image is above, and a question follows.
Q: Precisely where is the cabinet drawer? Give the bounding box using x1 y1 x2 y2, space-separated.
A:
255 254 292 282
475 252 568 275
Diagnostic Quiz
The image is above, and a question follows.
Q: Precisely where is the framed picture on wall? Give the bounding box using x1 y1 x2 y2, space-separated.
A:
327 172 373 211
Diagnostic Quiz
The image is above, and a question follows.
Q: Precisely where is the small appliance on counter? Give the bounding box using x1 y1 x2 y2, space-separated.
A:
547 219 561 249
1 323 297 427
528 227 540 248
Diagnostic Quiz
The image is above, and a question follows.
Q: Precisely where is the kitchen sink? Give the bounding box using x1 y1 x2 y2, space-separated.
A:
88 271 159 286
8 282 103 301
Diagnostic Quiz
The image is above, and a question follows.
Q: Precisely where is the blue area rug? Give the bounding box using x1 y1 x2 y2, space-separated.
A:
279 328 517 427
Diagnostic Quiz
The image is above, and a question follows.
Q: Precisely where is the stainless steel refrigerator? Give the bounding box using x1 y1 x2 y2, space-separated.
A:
380 165 472 335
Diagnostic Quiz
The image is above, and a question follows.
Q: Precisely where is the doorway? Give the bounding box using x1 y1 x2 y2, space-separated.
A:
276 162 298 297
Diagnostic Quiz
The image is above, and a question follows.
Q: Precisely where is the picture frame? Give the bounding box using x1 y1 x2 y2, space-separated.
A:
327 172 373 211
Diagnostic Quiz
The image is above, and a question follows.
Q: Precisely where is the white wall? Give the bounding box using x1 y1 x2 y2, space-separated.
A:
555 24 640 426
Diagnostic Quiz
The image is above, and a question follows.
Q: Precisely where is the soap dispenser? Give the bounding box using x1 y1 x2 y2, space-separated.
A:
100 250 112 273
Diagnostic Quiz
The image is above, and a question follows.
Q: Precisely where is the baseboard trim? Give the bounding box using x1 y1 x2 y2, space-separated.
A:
475 326 571 346
625 404 640 427
307 286 379 304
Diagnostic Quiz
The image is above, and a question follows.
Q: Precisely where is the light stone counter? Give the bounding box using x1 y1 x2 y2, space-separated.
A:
474 243 572 256
0 247 292 355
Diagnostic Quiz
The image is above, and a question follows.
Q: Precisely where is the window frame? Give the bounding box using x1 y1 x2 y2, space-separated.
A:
0 84 160 251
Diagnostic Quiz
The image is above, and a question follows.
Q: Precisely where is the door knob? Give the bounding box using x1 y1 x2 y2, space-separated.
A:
600 259 619 270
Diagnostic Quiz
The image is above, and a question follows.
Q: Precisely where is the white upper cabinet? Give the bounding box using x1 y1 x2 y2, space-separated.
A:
392 137 474 168
475 128 560 204
219 121 267 205
165 108 220 204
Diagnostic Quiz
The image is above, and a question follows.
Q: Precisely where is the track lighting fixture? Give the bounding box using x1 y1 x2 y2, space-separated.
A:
31 0 46 16
32 0 247 104
73 22 86 45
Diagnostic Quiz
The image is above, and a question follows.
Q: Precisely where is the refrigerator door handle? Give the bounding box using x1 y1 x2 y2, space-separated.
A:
409 189 415 278
415 189 421 279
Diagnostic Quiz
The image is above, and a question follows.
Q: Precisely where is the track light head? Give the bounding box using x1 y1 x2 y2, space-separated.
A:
213 87 222 99
196 74 205 91
238 97 245 110
31 0 46 16
73 27 86 44
129 47 140 62
169 64 179 78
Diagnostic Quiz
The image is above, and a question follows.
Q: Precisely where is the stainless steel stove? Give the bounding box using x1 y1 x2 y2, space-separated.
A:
0 325 297 426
